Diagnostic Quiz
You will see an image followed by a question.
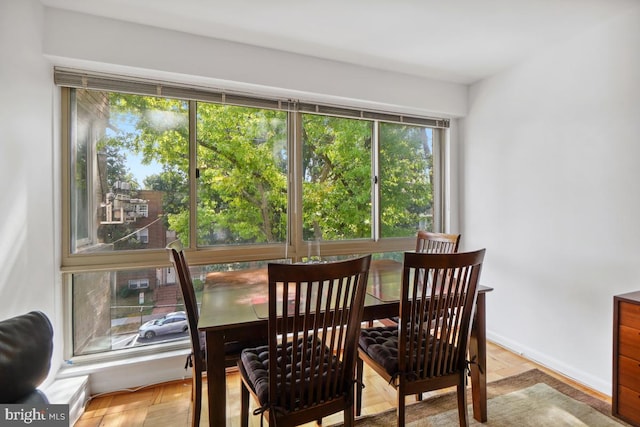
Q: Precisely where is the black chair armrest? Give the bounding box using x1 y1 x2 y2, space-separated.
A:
0 311 53 403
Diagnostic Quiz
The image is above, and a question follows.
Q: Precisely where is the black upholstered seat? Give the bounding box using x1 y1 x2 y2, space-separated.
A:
359 326 444 379
240 336 344 411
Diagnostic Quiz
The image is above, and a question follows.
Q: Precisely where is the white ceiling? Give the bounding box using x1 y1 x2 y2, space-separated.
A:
40 0 639 84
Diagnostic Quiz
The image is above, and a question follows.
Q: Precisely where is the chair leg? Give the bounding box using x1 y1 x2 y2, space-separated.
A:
397 392 405 427
356 357 363 416
192 369 202 427
240 381 249 427
456 374 469 427
344 400 355 427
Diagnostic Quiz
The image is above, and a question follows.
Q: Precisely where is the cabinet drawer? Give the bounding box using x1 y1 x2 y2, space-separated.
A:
620 301 640 329
619 325 640 359
619 355 640 392
618 385 640 425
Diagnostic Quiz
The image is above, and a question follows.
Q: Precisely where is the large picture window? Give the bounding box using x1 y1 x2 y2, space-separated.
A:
59 69 449 357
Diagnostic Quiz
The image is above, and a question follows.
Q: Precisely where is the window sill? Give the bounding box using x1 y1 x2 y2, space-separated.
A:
58 346 190 378
56 344 191 395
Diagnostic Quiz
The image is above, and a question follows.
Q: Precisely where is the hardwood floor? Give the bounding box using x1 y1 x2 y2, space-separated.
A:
75 341 611 427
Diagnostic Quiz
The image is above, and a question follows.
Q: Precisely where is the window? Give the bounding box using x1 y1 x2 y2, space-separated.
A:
67 90 189 254
59 69 449 358
379 123 434 236
136 229 149 244
302 114 372 241
128 279 149 289
196 103 288 246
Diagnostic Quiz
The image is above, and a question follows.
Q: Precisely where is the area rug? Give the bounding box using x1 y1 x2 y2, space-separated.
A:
332 369 628 426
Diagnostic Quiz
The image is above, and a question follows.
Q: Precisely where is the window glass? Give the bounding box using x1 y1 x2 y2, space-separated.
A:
301 114 372 241
72 267 187 355
72 260 283 355
70 89 189 253
71 91 91 247
196 103 288 246
379 123 433 237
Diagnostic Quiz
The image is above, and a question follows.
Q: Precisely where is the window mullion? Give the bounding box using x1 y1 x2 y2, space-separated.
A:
290 110 303 261
433 128 445 233
372 121 380 241
189 100 197 249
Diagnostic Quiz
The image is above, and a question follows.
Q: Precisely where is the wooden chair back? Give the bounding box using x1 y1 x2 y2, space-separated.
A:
167 240 206 427
399 249 485 382
167 240 203 369
415 230 461 254
266 255 371 425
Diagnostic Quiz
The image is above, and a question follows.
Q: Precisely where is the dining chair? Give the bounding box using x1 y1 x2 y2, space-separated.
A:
167 240 266 427
237 255 372 427
356 249 486 427
167 240 207 427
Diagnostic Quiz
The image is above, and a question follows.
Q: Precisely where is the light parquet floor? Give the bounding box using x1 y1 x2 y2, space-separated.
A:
76 341 611 427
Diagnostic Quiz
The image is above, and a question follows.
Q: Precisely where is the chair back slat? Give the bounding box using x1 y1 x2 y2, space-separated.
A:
415 230 461 254
267 256 371 413
399 250 485 381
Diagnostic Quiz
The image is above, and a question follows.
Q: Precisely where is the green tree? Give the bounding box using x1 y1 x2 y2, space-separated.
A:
103 92 432 247
144 169 189 231
107 93 191 243
195 104 288 245
379 123 433 237
302 115 372 240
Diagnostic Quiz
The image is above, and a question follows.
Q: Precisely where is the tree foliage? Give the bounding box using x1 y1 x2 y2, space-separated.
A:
102 93 433 248
379 123 433 236
195 104 287 245
302 115 372 240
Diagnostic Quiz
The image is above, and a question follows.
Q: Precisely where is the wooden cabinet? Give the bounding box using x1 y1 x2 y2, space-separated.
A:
613 291 640 426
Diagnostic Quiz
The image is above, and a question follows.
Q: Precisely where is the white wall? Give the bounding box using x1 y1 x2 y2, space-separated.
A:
0 0 61 383
42 8 467 119
463 5 640 394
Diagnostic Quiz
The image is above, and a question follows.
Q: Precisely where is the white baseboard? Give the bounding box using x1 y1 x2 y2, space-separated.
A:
487 330 611 396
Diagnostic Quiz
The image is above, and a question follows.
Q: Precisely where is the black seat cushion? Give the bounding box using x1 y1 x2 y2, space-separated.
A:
240 336 344 411
359 326 401 376
359 326 449 379
0 311 53 403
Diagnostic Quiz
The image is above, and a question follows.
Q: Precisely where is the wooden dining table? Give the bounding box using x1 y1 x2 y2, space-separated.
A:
198 259 493 426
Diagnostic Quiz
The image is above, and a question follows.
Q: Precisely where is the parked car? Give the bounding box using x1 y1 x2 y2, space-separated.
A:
138 311 188 339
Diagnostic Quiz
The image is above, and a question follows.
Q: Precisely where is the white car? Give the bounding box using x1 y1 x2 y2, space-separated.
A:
138 311 188 339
